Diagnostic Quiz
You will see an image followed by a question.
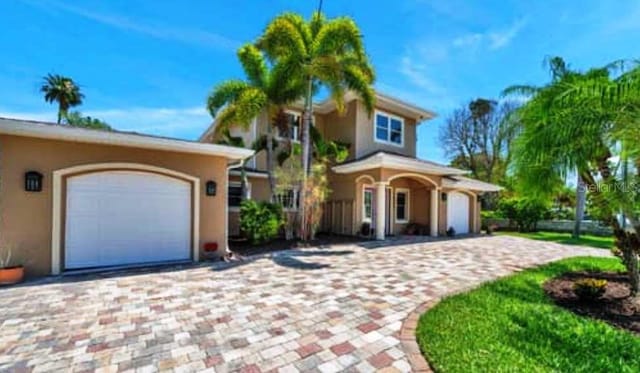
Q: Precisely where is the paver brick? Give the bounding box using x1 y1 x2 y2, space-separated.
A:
0 236 607 372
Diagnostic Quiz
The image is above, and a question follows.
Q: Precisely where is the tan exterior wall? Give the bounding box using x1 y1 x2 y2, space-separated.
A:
323 101 358 160
0 135 230 277
354 101 417 159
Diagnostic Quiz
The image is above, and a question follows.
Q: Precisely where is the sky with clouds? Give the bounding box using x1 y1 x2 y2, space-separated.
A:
1 0 638 163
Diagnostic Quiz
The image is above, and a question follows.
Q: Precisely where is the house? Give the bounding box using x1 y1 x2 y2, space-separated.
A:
0 117 253 276
199 91 502 240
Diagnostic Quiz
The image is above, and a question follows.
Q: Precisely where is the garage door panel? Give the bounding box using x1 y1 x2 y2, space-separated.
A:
65 171 191 270
447 192 470 235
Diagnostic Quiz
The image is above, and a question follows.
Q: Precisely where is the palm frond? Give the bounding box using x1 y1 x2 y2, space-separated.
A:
206 80 249 117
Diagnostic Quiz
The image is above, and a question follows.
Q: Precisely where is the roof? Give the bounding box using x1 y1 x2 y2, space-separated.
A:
442 176 503 192
198 90 436 142
0 117 254 160
332 151 469 176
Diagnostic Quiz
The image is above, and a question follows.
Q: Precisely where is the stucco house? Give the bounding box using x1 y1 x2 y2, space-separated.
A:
0 117 253 276
200 91 502 241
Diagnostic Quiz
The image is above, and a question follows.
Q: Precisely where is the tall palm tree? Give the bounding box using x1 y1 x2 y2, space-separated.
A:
207 44 304 202
504 57 640 295
257 12 375 239
504 57 593 239
40 74 84 124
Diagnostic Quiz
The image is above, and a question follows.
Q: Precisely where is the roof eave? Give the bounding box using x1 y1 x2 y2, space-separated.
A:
0 118 254 160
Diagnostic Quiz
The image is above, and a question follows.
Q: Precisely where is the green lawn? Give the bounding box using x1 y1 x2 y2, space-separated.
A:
417 257 640 372
496 231 614 249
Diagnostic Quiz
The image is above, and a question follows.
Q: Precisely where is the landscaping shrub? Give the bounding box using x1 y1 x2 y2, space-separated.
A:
498 197 548 232
573 278 608 300
239 200 283 244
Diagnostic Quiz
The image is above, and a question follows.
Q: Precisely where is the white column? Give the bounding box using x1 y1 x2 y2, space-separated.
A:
375 182 387 240
430 188 439 237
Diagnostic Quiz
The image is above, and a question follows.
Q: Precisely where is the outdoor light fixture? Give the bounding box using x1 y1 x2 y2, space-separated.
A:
25 171 43 192
441 192 447 202
205 180 217 196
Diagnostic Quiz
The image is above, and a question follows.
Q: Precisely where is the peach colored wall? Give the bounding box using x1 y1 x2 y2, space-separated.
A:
354 101 417 159
323 101 358 160
0 135 230 277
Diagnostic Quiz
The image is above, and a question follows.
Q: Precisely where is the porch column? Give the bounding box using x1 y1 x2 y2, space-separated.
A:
430 188 439 237
375 182 387 240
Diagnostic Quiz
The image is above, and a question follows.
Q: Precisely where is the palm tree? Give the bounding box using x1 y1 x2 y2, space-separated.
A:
207 44 304 202
504 57 594 239
257 12 375 239
504 57 640 295
40 74 84 124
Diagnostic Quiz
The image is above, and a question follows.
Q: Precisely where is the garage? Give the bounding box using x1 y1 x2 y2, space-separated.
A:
65 170 192 269
447 191 470 234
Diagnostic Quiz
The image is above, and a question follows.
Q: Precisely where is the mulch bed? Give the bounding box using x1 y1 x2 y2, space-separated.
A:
544 271 640 335
228 233 368 257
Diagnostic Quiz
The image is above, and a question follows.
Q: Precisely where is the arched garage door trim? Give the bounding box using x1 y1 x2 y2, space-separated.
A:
51 163 200 274
445 189 478 234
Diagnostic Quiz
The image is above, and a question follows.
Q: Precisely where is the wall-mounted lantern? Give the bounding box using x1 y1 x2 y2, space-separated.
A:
25 171 43 192
441 192 447 202
205 180 217 196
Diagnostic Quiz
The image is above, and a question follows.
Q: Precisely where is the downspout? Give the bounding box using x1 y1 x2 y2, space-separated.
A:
225 160 244 254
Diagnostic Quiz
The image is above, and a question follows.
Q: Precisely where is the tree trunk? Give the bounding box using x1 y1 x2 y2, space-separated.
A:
573 174 586 239
299 77 314 240
266 122 277 203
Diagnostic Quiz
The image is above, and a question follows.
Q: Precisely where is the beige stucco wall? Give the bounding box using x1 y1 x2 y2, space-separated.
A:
354 101 417 159
0 135 230 277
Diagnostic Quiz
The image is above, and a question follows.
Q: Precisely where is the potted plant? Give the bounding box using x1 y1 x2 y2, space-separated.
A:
0 250 24 285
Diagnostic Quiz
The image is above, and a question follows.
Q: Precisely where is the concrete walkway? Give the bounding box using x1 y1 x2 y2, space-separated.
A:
0 236 608 372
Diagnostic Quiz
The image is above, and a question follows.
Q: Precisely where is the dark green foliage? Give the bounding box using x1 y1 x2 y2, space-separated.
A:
417 257 640 372
498 197 548 232
64 111 112 130
239 200 283 244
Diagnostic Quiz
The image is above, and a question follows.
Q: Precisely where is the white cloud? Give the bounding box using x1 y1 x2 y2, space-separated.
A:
399 56 445 93
452 18 527 51
21 0 240 51
0 106 212 140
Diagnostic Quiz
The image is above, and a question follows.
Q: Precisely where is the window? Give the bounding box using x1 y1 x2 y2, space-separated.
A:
374 111 403 146
277 189 300 210
395 189 409 222
363 188 373 221
277 112 301 142
228 182 245 208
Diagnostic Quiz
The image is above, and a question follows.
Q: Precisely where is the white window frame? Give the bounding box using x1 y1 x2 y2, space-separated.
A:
362 185 374 223
276 110 302 143
277 188 300 211
373 110 404 147
228 181 251 211
394 188 410 223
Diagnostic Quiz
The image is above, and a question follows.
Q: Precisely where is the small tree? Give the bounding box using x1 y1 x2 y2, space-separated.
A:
40 74 84 124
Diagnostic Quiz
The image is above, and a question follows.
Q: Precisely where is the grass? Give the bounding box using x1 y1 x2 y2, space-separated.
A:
417 257 640 373
496 231 614 249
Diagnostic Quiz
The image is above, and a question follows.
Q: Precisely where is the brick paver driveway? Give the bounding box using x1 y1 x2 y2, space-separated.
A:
0 236 608 372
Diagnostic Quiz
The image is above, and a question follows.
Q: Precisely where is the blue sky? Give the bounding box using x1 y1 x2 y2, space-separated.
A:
1 0 638 163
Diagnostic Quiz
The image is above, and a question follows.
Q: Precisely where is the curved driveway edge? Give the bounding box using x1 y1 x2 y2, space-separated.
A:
0 236 609 372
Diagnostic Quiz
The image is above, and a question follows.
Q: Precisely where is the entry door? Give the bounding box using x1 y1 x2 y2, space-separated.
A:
65 171 192 269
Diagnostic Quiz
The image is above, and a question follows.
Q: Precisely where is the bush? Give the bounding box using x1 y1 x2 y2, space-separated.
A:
481 210 502 220
498 197 548 232
573 278 608 300
239 200 283 245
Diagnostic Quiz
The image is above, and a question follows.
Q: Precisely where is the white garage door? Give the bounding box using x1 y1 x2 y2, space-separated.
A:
447 192 470 235
65 171 191 270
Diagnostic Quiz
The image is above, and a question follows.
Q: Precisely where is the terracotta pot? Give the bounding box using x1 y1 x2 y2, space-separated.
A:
0 266 24 285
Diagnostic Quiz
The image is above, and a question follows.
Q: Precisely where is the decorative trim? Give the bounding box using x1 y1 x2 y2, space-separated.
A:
51 162 201 275
387 172 438 188
333 153 467 176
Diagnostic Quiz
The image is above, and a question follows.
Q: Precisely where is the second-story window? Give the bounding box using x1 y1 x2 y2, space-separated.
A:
374 111 403 146
277 112 301 142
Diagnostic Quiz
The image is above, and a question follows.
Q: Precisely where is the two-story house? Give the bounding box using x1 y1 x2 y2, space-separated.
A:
199 91 501 240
